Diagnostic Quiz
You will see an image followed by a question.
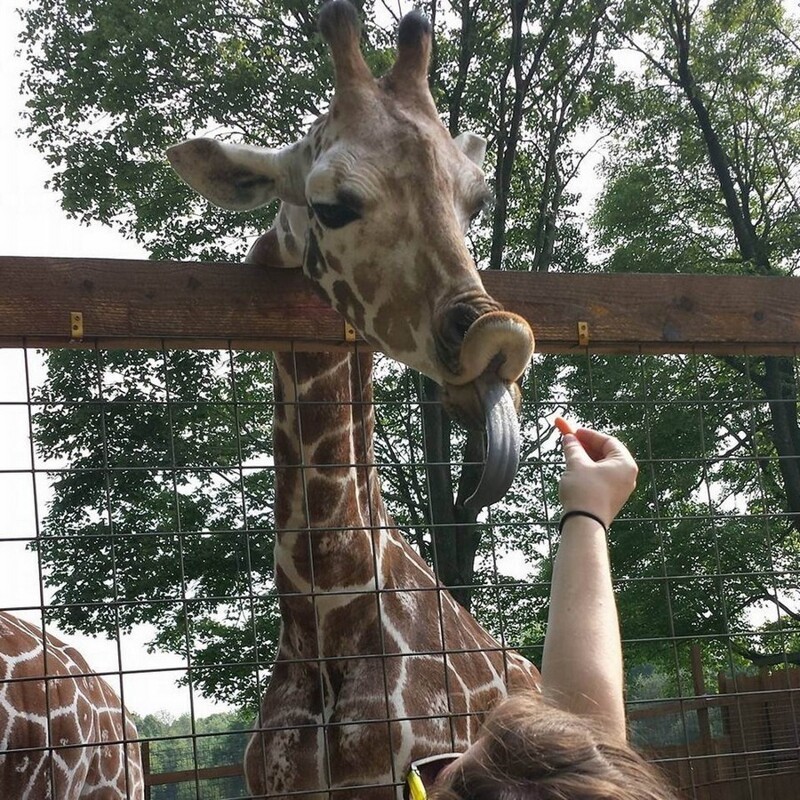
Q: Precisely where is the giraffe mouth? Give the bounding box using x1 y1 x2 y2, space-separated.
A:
440 310 534 509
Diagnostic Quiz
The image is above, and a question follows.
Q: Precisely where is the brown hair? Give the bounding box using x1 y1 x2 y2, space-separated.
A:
428 694 678 800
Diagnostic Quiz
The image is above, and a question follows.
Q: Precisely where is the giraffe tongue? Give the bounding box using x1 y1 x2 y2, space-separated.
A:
462 376 520 510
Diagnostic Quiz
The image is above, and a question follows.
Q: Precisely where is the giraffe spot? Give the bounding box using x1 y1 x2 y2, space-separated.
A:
274 427 301 465
352 260 377 304
304 228 327 279
374 300 416 352
332 280 366 333
313 432 350 467
305 474 347 520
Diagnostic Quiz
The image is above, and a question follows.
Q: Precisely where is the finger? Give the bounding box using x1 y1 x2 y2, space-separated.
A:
561 433 594 467
575 429 633 464
573 428 610 462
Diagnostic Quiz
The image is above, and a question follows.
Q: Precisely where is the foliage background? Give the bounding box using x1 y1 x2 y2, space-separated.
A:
15 0 800 734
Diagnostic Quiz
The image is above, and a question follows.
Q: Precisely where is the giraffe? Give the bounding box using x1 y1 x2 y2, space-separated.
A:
166 2 540 798
0 612 144 800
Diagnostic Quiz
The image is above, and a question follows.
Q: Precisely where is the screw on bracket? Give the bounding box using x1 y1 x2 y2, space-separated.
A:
577 320 589 347
70 312 84 341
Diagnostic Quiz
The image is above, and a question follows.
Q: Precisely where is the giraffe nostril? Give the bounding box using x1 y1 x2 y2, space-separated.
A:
437 303 482 373
442 304 481 347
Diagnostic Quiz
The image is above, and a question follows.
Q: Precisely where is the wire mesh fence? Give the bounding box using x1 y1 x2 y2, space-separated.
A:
1 336 799 799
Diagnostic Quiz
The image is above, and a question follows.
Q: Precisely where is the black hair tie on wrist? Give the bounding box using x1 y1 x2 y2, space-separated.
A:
559 510 608 535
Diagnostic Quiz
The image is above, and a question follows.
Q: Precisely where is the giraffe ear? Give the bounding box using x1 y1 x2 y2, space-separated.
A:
453 132 487 169
167 138 309 209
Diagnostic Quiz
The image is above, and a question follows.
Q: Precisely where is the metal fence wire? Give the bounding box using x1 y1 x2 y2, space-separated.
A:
0 344 799 800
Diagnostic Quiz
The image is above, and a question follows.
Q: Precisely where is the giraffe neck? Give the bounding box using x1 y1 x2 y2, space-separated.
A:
272 349 388 597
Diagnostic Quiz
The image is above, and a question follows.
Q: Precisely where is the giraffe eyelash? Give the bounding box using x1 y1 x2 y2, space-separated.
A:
311 202 362 229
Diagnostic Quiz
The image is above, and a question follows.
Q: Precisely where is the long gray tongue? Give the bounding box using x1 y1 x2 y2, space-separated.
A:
462 377 521 510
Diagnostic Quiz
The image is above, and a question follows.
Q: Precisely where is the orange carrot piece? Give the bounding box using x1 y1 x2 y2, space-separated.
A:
554 416 576 435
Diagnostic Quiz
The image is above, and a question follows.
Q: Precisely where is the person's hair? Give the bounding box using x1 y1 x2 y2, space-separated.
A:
428 694 678 800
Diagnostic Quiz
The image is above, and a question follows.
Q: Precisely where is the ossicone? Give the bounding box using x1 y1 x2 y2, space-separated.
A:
317 0 372 87
318 0 361 47
397 9 432 51
390 9 433 87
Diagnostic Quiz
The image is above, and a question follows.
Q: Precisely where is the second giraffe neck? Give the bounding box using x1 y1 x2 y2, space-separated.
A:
272 350 388 593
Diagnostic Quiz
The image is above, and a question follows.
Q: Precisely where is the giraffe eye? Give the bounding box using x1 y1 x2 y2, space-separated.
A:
469 194 492 224
311 202 361 229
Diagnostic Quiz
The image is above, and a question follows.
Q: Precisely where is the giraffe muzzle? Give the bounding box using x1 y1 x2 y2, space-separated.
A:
445 310 534 386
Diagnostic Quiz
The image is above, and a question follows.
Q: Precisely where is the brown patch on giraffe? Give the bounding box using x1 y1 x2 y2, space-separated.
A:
102 721 124 776
324 595 380 647
326 253 344 273
58 702 86 768
304 228 327 279
373 299 416 352
352 259 378 305
305 474 348 520
273 427 300 466
332 279 367 333
276 209 300 258
313 431 351 468
299 404 344 449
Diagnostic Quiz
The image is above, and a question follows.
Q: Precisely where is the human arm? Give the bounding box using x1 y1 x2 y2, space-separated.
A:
539 428 638 743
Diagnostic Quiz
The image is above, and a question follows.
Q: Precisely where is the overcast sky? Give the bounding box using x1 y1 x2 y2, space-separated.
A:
1 3 230 719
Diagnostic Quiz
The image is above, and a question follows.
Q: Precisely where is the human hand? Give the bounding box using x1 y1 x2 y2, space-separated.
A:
558 428 638 529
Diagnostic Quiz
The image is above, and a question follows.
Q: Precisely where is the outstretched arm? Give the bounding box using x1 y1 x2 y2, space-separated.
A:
540 427 638 743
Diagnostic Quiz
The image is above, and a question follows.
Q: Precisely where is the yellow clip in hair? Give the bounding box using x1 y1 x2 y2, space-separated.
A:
407 766 427 800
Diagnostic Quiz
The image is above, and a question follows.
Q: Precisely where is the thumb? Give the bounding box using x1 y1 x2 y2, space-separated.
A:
561 433 593 467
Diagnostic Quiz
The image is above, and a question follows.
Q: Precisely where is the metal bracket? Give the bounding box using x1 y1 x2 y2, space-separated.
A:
577 320 589 347
70 312 84 341
344 321 357 342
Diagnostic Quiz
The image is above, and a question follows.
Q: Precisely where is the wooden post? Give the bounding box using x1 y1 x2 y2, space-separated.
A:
691 644 714 784
141 740 151 800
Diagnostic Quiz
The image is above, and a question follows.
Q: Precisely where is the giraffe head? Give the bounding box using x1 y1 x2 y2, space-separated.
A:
167 0 535 506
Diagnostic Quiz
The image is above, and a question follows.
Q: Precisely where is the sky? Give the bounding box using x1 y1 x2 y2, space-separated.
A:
1 3 230 719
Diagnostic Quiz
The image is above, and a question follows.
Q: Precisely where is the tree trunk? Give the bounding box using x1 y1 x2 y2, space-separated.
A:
666 4 799 531
419 375 481 611
763 356 800 532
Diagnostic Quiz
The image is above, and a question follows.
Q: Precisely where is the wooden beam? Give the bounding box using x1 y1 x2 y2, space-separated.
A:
1 256 798 354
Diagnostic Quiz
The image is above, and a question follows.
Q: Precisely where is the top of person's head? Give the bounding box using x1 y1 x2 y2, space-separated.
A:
428 694 678 800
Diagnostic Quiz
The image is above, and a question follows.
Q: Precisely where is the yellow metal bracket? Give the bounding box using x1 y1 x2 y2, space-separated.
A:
577 320 589 347
70 311 84 341
344 321 357 342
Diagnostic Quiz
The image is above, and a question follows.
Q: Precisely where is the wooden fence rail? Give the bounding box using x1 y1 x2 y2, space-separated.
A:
1 257 799 354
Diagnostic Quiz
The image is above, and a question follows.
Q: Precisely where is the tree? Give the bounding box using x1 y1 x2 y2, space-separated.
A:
20 0 612 706
587 0 800 669
21 0 800 712
135 710 249 798
34 348 280 708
